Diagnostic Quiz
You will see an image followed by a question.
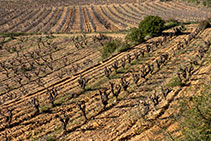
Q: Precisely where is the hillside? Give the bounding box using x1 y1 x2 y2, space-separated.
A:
0 0 210 140
0 22 210 140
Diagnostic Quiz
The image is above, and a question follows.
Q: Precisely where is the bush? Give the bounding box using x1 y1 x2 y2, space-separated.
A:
125 27 144 44
47 135 57 141
101 39 130 59
190 0 200 4
164 19 180 30
125 16 165 44
102 40 121 59
203 0 211 7
139 16 165 37
117 42 130 52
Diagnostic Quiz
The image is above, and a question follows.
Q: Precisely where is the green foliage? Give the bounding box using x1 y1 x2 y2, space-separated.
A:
47 135 57 141
139 16 165 37
187 0 200 4
54 97 65 106
125 27 144 44
102 40 121 59
116 42 130 52
125 16 165 44
203 0 211 7
101 39 130 59
180 84 211 141
0 32 38 37
166 77 182 87
20 66 34 72
86 77 107 90
40 105 50 112
164 19 180 30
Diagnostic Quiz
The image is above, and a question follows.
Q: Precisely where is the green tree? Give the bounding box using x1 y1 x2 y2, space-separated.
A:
125 16 165 44
139 16 165 37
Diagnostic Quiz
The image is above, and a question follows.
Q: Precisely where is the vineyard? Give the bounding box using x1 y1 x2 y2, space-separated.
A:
0 0 211 140
0 0 211 33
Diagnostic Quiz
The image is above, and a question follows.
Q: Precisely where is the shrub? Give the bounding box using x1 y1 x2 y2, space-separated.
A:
187 0 200 4
102 40 121 59
139 16 165 37
47 135 56 141
203 0 211 7
164 19 180 30
117 42 130 52
125 27 144 44
125 16 165 44
102 39 130 59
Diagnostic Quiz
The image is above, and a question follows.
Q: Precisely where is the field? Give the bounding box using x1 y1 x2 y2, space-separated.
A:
0 0 211 33
0 0 211 140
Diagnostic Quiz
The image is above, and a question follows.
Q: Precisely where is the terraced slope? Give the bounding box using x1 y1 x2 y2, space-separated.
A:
0 24 210 140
